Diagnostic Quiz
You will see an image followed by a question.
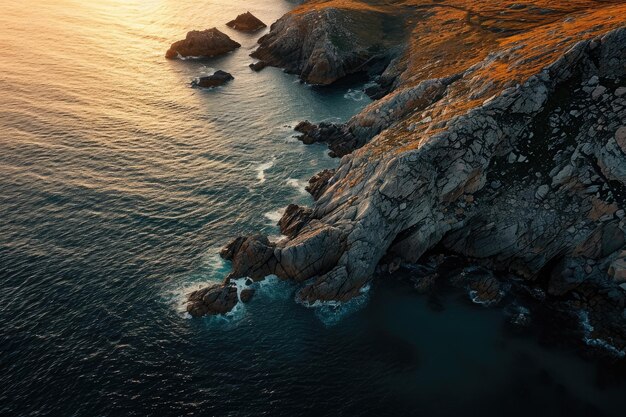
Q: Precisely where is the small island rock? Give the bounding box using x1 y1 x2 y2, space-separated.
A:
193 70 234 88
226 12 267 32
166 28 240 59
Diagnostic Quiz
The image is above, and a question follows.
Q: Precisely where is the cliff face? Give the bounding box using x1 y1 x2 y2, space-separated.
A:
251 3 405 85
192 0 626 353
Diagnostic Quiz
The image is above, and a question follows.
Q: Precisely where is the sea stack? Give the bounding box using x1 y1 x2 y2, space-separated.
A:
226 12 267 32
165 28 240 59
192 70 234 88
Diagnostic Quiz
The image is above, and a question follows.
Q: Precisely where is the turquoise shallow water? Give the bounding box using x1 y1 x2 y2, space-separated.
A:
1 0 626 416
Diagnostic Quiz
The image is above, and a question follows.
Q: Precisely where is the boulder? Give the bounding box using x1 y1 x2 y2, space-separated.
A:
193 70 234 88
226 12 266 32
240 288 255 303
249 61 267 72
187 283 238 316
469 276 503 305
166 28 240 59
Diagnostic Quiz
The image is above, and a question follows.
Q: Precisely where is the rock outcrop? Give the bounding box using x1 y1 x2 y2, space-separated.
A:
192 70 234 88
187 283 238 316
250 6 405 85
166 28 240 59
188 0 626 355
249 61 267 72
306 168 335 200
226 12 266 32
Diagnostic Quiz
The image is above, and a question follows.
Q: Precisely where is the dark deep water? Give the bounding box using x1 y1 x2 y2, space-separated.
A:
1 1 626 416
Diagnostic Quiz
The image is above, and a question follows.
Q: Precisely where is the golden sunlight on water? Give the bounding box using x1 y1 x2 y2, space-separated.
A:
2 1 626 416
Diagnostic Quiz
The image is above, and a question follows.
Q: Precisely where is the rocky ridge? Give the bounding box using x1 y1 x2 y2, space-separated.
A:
188 0 626 356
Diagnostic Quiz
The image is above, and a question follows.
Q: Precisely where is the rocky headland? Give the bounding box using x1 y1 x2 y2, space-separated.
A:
188 0 626 357
165 28 240 59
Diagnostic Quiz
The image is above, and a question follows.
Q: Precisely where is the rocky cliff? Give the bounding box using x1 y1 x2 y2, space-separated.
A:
190 0 626 355
250 2 405 85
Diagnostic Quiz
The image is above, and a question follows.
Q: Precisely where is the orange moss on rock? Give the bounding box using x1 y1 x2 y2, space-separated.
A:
284 0 626 155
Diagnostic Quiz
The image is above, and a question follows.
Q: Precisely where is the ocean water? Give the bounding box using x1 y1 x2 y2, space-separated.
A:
1 1 625 416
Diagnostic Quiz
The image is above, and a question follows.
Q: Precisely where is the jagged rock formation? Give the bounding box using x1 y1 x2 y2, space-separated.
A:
294 76 457 156
165 28 240 59
306 168 335 200
250 5 405 85
189 0 626 353
226 12 267 32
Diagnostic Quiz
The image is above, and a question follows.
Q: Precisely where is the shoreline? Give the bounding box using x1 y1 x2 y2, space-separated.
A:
188 0 626 358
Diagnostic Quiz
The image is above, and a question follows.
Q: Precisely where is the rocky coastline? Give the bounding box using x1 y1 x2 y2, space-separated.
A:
187 0 626 357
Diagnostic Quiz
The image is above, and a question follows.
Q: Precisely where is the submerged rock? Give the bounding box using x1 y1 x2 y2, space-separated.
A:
192 70 234 88
226 12 266 32
187 283 238 316
249 61 267 72
165 28 240 59
240 288 255 303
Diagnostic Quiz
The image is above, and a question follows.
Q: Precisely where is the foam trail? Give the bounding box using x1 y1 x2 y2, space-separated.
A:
264 207 285 224
298 284 371 326
578 310 626 357
256 159 275 183
286 178 308 195
344 88 367 101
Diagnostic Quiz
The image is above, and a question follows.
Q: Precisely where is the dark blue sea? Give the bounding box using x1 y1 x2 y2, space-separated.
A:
1 1 626 416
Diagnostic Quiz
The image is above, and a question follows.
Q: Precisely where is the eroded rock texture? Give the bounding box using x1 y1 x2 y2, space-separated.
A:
189 1 626 354
207 25 626 350
250 6 404 85
187 283 239 317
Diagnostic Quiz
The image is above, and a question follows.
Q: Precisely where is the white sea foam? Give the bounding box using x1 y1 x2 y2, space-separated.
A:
286 178 308 194
284 134 301 143
256 275 294 301
344 88 367 102
256 159 275 183
178 54 203 60
264 207 285 224
578 310 626 358
165 250 232 317
298 284 371 326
